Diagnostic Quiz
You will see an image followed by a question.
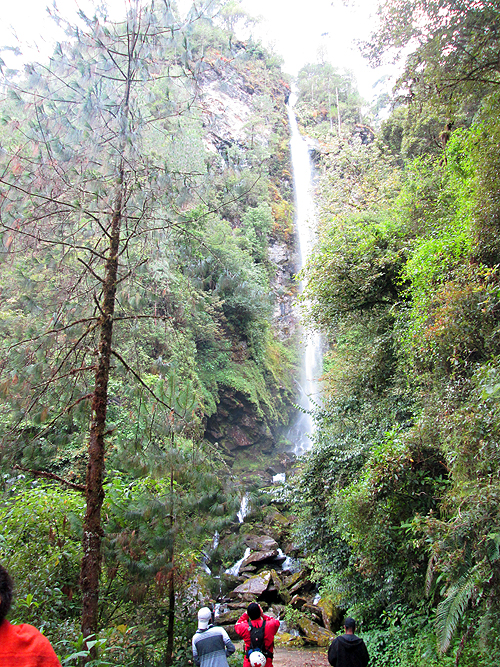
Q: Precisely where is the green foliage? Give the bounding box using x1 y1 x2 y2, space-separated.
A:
0 479 84 639
363 608 455 667
303 210 406 333
0 0 295 472
296 62 363 134
282 605 305 630
0 443 238 663
0 1 295 661
292 8 500 662
368 0 500 115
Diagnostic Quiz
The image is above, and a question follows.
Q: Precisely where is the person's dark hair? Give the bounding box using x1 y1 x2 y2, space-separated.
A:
344 617 356 631
0 564 14 624
247 602 261 620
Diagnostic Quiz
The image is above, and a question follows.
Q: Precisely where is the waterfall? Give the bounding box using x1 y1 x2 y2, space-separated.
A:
237 494 249 523
286 93 322 455
212 531 220 550
225 547 251 577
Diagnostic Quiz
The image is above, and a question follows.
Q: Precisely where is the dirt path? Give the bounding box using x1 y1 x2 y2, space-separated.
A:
272 646 329 667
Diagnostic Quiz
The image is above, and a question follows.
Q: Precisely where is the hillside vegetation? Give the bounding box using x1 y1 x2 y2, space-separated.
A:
2 1 500 666
0 1 295 663
291 2 500 666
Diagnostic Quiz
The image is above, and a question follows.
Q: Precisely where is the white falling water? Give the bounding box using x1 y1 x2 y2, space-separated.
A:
212 531 220 550
286 94 323 455
237 494 249 523
225 547 251 576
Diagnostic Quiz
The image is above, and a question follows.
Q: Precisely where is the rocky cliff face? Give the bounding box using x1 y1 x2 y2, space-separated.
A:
194 47 298 458
206 387 275 455
197 63 264 157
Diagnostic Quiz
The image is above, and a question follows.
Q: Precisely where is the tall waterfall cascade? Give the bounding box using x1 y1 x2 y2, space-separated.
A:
286 95 323 455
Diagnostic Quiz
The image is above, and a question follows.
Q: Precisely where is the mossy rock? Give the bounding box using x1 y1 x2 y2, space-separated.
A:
297 617 334 647
216 609 243 625
232 570 271 596
284 571 304 590
275 632 305 647
316 597 341 631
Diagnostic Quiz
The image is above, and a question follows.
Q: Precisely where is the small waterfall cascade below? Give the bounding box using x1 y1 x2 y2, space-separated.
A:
236 493 249 523
225 547 251 577
286 94 323 455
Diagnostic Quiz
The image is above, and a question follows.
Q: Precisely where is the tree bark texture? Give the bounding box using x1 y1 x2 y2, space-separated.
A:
80 189 123 641
165 463 176 666
165 558 175 667
79 18 135 643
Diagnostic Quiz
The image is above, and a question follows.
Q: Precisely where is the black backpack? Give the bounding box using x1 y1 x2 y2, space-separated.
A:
248 619 273 659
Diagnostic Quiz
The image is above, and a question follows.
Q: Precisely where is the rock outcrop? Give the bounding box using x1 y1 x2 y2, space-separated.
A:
194 52 297 459
205 388 275 454
214 526 338 647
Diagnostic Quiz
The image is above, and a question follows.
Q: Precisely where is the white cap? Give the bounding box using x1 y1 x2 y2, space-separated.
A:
198 607 212 629
249 651 266 667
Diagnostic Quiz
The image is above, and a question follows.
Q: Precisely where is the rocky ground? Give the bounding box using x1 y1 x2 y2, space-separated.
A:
210 504 341 650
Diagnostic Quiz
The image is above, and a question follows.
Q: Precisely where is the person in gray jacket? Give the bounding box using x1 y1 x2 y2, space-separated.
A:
328 617 369 667
192 607 235 667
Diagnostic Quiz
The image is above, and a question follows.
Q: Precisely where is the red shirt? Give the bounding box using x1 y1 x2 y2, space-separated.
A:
0 620 61 666
234 612 280 667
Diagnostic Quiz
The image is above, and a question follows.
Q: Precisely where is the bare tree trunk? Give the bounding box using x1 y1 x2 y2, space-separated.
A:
79 16 135 647
80 182 123 643
165 460 176 666
165 552 175 666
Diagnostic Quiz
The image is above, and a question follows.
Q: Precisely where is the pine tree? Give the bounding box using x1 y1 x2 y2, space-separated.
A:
0 0 213 647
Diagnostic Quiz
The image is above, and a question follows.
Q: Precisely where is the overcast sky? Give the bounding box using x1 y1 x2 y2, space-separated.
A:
241 0 387 100
0 0 389 101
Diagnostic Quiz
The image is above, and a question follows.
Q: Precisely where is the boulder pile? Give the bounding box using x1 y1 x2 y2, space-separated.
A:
214 525 338 647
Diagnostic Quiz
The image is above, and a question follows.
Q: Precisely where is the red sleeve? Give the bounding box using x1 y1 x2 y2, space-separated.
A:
235 613 250 642
0 622 61 667
263 615 280 635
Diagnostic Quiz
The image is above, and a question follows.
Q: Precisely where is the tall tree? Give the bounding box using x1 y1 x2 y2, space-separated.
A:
0 0 212 644
368 0 500 112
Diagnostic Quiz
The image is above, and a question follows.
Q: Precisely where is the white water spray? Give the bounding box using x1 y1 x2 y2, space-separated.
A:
225 547 251 576
237 494 249 523
286 94 322 454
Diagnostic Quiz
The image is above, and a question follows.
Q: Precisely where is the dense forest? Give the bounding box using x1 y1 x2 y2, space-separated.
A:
1 0 500 666
292 1 500 665
0 1 296 663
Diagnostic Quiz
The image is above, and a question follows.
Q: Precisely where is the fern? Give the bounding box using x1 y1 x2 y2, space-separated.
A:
486 532 500 562
435 563 481 654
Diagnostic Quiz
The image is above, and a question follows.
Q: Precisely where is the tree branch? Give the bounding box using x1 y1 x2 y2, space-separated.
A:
14 465 85 492
111 349 185 421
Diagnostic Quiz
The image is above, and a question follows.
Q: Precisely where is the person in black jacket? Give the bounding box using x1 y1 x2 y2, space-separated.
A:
328 617 369 667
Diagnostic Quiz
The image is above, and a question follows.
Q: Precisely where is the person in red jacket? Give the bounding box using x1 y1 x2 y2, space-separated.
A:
235 602 280 667
0 564 61 667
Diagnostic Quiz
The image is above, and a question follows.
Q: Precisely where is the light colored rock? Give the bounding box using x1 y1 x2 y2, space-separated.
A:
316 597 339 631
275 632 306 647
241 550 278 568
232 571 271 596
244 534 279 551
